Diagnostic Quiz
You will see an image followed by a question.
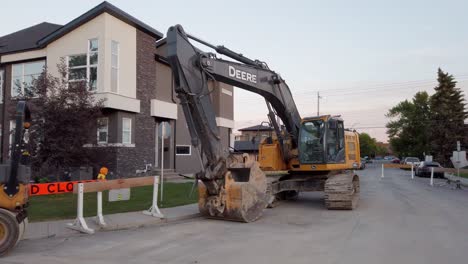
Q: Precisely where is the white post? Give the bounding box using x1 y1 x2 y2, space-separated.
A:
143 176 165 218
160 122 165 202
67 183 94 234
96 191 106 227
381 164 384 178
411 164 414 179
430 167 434 186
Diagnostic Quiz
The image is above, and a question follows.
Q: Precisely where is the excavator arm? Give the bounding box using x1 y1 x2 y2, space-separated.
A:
167 24 302 221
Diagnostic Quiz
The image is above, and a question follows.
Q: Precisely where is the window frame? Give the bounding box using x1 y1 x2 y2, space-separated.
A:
88 38 98 91
176 145 192 156
111 40 119 93
67 53 88 84
122 117 132 144
0 70 3 103
11 61 45 97
97 117 109 144
9 120 16 158
66 38 99 91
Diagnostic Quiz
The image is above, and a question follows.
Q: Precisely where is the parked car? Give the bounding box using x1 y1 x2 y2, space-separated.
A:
391 158 400 164
415 162 444 178
359 158 366 170
403 157 421 166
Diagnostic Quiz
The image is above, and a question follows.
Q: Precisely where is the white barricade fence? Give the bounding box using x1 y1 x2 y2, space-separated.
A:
67 176 164 234
380 163 467 188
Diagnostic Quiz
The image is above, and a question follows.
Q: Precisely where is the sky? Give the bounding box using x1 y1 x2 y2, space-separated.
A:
1 0 467 142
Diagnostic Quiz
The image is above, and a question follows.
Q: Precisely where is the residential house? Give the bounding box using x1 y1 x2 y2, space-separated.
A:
0 1 234 178
234 124 274 159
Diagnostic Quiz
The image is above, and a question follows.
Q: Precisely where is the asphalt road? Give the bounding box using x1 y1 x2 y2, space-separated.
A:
4 163 468 264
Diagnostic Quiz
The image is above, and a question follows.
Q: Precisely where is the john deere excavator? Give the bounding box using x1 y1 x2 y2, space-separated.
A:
0 101 31 256
167 25 361 222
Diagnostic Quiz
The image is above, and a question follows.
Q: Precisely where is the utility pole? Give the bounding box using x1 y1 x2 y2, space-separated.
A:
317 91 322 116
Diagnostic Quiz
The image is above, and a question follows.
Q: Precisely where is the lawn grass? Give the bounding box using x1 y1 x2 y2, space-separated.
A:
28 182 198 222
458 172 468 179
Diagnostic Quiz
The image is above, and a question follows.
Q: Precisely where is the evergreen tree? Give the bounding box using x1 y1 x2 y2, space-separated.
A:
429 68 468 166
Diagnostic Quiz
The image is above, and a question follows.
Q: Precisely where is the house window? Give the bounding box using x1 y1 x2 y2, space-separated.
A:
88 39 98 90
11 61 45 97
111 41 119 93
9 120 16 157
97 118 108 144
0 70 4 102
67 38 98 91
176 145 191 156
122 118 132 144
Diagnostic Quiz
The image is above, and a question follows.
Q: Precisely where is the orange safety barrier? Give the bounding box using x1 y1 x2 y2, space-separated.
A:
29 180 96 196
383 163 412 169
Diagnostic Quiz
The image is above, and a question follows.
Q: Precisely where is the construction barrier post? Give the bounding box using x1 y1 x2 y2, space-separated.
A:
411 164 414 179
67 183 94 234
143 176 164 218
381 164 384 178
96 191 106 227
430 167 434 186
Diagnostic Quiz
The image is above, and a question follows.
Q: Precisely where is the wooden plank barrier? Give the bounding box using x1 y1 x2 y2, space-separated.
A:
383 163 412 169
73 176 154 193
67 176 164 234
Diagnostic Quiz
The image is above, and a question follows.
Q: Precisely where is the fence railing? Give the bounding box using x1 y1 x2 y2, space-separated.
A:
67 176 164 234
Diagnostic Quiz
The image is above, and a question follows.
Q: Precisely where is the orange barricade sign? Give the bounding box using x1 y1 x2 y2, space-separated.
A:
29 180 96 196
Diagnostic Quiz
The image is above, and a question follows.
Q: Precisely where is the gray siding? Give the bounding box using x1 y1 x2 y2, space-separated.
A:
175 105 201 174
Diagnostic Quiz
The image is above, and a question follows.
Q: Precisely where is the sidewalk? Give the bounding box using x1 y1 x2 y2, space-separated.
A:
24 203 200 240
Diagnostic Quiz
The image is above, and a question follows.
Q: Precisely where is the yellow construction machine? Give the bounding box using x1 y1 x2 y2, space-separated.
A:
167 25 361 222
0 101 31 256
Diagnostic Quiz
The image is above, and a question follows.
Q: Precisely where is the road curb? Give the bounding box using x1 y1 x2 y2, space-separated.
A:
23 204 200 241
100 212 202 231
445 174 468 187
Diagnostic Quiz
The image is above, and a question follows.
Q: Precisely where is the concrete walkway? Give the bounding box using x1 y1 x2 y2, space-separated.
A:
24 203 200 240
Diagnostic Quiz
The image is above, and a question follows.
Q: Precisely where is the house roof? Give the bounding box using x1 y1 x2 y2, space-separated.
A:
0 22 62 55
156 38 167 48
0 1 163 56
37 1 163 46
238 125 273 132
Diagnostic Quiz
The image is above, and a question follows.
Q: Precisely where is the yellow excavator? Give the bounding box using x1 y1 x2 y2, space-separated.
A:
167 25 361 222
0 101 31 256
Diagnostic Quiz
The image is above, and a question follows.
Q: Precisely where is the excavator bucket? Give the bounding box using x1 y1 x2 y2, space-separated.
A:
198 155 268 222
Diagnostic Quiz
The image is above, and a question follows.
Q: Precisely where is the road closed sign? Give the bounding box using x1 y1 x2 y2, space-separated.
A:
29 180 96 196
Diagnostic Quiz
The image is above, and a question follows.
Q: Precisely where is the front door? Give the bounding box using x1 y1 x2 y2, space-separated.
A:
155 121 173 170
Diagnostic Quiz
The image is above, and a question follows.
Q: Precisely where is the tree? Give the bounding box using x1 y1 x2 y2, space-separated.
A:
359 133 377 157
429 68 468 166
386 91 431 158
18 62 104 179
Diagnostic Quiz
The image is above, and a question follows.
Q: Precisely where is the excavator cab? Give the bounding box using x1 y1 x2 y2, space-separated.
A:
299 116 345 165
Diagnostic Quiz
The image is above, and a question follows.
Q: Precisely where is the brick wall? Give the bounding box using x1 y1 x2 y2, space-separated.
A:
111 30 158 177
